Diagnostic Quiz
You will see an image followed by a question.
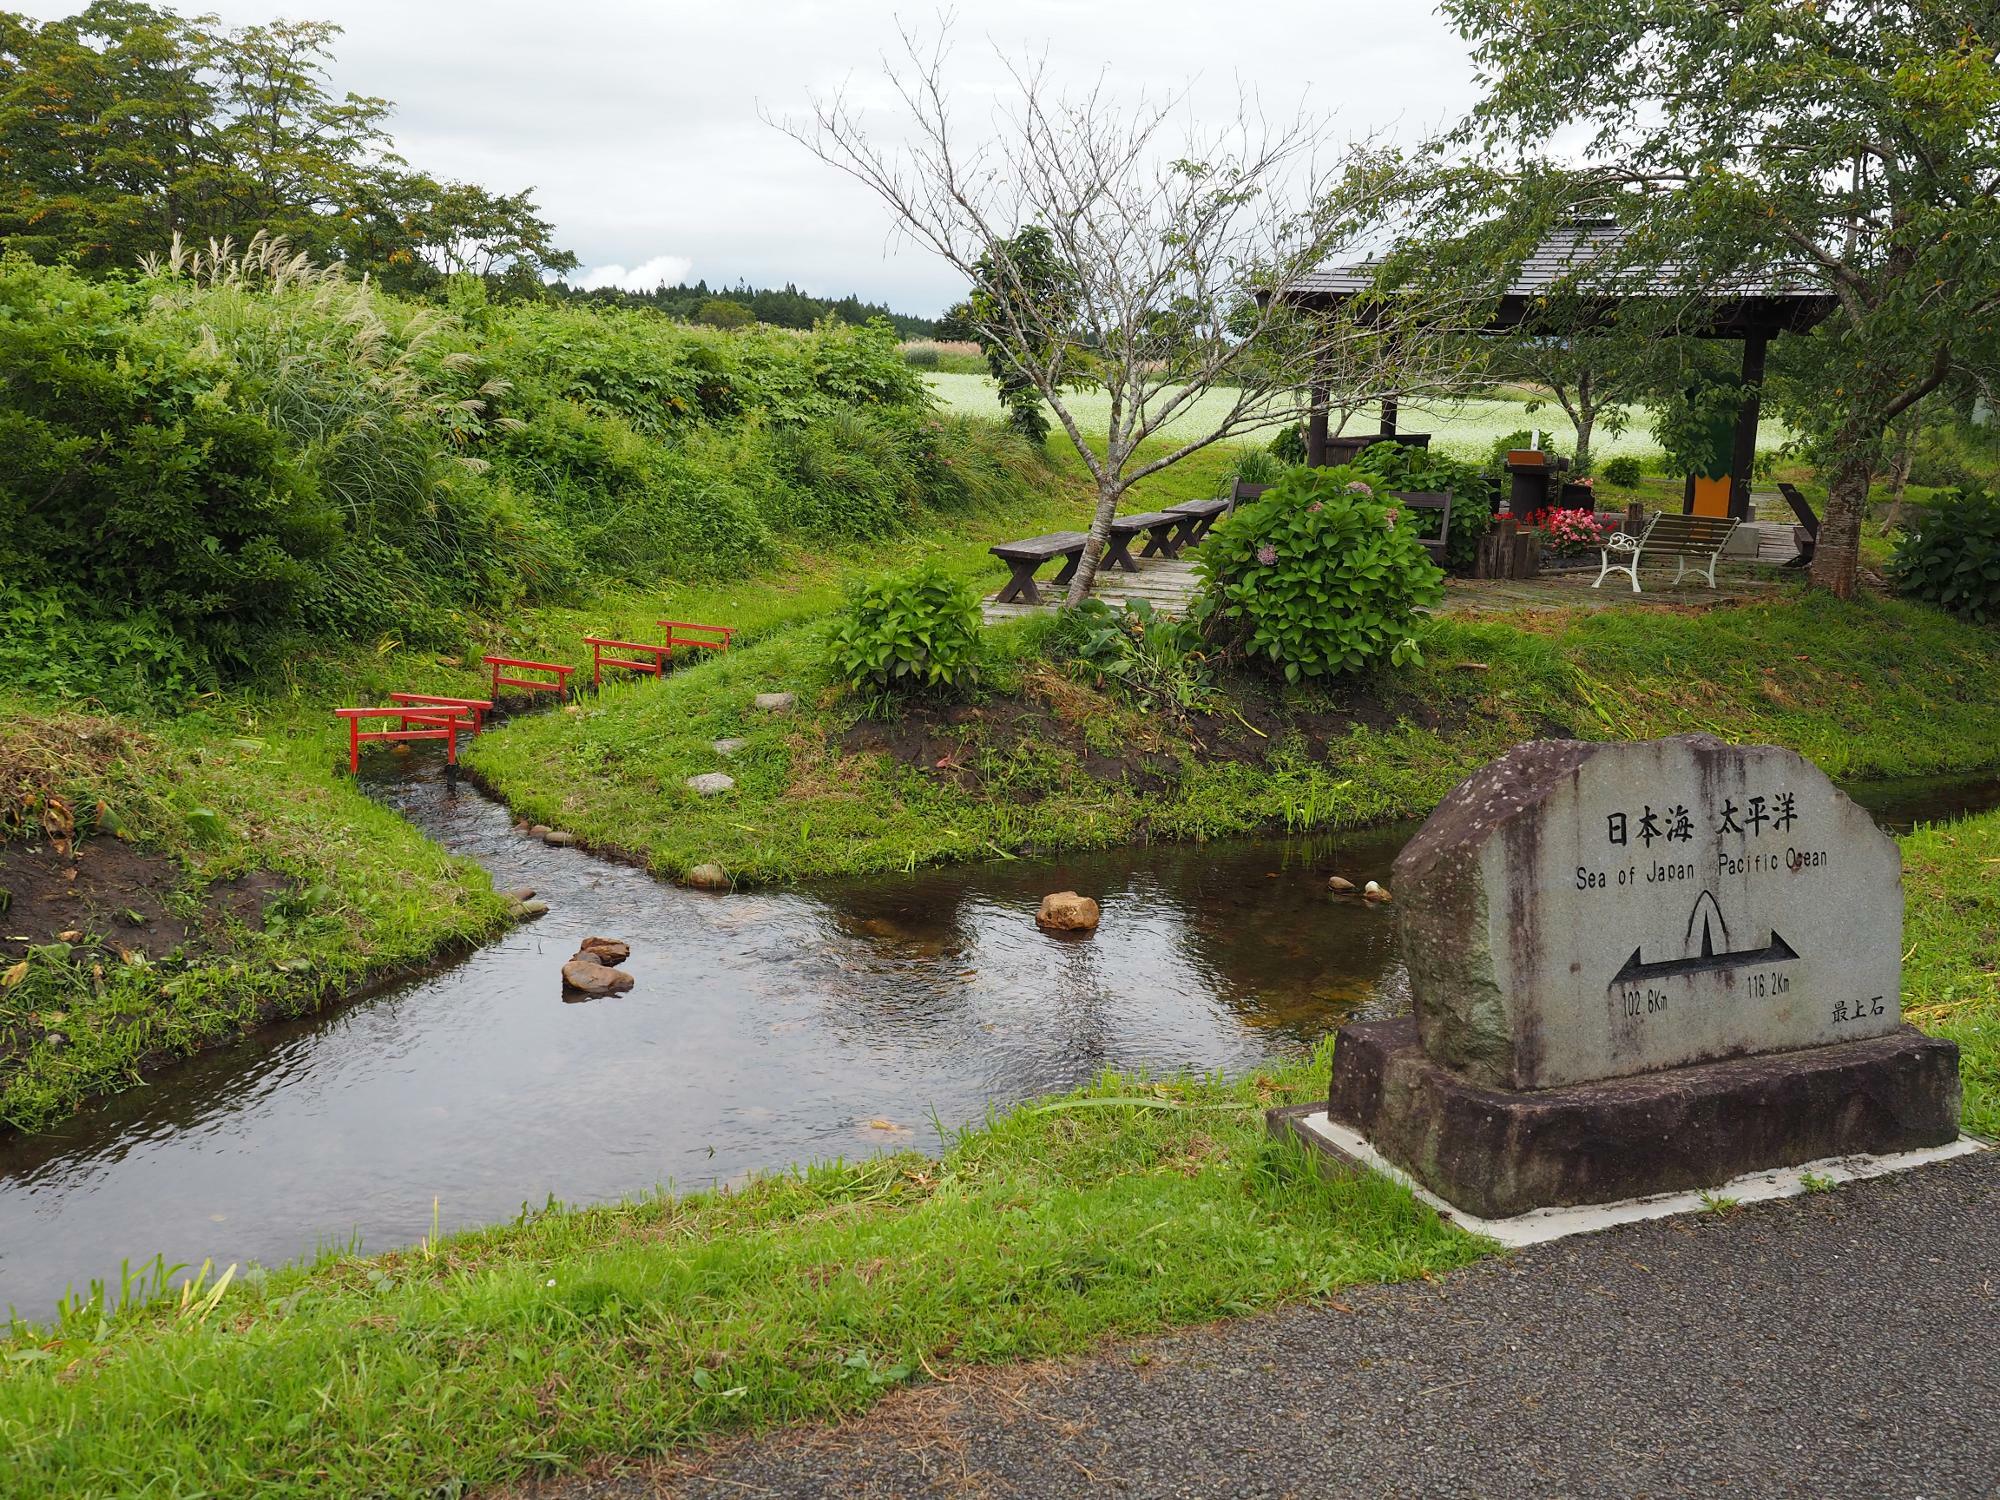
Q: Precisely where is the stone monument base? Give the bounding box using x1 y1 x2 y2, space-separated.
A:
1327 1017 1961 1220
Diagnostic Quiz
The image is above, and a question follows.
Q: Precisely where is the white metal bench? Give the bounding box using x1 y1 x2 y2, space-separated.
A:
1594 512 1741 593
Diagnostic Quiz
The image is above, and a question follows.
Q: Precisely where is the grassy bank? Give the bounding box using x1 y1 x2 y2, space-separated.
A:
2 809 1995 1496
0 698 506 1133
465 590 2000 885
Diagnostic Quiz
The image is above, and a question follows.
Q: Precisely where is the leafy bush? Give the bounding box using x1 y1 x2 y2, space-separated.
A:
1351 441 1493 574
1891 490 2000 624
1047 598 1212 719
1192 466 1445 680
1599 455 1645 488
826 562 985 698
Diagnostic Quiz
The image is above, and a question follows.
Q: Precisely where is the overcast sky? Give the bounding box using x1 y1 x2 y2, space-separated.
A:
19 1 1480 316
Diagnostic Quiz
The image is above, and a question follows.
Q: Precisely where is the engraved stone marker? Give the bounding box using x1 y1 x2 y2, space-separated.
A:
1315 735 1961 1219
1394 734 1903 1089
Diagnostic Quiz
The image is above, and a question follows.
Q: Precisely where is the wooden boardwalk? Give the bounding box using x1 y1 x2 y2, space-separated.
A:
981 558 1200 624
980 518 1802 625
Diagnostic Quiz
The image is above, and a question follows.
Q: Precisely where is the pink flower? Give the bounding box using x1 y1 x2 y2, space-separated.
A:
1384 508 1401 529
1345 480 1372 495
1308 502 1323 513
1256 543 1278 566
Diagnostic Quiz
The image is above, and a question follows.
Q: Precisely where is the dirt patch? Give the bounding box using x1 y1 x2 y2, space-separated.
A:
0 836 283 963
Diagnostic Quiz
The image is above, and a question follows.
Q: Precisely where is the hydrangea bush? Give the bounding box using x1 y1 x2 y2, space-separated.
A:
1526 507 1613 557
1192 465 1445 680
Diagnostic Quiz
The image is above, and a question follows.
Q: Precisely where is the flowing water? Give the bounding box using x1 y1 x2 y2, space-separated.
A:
1 764 1992 1320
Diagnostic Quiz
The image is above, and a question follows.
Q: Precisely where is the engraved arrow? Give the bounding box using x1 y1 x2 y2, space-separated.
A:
1611 930 1800 985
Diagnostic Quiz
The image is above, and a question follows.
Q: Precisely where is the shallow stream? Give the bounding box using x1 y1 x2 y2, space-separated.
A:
0 764 1991 1319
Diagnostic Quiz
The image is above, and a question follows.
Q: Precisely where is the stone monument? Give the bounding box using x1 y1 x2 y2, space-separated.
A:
1320 734 1961 1218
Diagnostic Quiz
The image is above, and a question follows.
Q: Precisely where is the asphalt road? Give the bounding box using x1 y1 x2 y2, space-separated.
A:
533 1150 2000 1499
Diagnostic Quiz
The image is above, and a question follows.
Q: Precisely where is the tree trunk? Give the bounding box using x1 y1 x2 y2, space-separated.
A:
1065 480 1124 606
1572 407 1596 480
1809 445 1874 599
1883 416 1916 533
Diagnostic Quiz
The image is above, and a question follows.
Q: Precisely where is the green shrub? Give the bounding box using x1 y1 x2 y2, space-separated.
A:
901 345 942 369
1048 597 1212 719
1891 489 2000 624
1351 441 1493 574
1599 455 1645 488
493 402 773 582
1193 466 1444 680
826 561 985 699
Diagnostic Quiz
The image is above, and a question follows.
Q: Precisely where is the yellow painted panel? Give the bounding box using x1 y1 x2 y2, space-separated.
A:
1690 476 1732 517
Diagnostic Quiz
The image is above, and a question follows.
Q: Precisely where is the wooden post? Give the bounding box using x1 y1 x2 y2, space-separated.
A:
1728 327 1770 520
1306 382 1329 467
1380 397 1399 437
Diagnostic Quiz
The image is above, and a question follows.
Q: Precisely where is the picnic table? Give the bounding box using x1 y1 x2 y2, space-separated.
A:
990 532 1089 604
1101 510 1189 571
1162 497 1231 547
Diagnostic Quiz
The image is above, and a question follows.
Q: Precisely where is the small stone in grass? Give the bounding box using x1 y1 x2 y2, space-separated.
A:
686 772 736 797
712 737 748 756
753 692 796 712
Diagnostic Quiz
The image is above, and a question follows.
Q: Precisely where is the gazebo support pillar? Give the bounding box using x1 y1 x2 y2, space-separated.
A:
1728 327 1771 520
1306 382 1329 467
1380 397 1399 437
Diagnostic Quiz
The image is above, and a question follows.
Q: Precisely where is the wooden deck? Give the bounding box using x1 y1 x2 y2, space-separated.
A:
982 557 1201 623
980 517 1803 625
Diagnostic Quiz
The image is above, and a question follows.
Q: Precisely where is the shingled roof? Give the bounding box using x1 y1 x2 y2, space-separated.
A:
1290 220 1835 337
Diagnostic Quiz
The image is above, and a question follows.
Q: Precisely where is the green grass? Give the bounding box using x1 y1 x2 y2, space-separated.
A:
0 1054 1484 1496
1901 810 2000 1137
465 590 2000 885
923 372 1801 461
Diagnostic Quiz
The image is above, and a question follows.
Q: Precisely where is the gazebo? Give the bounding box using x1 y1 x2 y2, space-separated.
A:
1285 221 1836 520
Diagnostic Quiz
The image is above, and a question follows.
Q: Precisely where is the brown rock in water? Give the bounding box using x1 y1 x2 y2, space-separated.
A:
684 863 732 891
1328 876 1357 892
1036 892 1101 933
561 958 634 996
577 937 630 965
1363 881 1392 903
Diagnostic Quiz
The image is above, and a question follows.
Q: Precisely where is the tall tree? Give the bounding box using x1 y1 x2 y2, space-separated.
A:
0 3 572 289
1433 0 2000 597
778 24 1473 604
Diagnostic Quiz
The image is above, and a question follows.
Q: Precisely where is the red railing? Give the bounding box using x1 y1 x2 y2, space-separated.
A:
388 692 494 735
658 621 736 653
483 655 574 699
583 636 672 688
333 706 469 774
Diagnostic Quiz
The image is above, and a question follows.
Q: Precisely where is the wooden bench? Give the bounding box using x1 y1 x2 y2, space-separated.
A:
1163 497 1232 547
990 532 1089 604
1386 490 1452 562
388 692 493 735
1594 513 1741 592
1101 510 1189 571
333 706 467 775
483 655 574 699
